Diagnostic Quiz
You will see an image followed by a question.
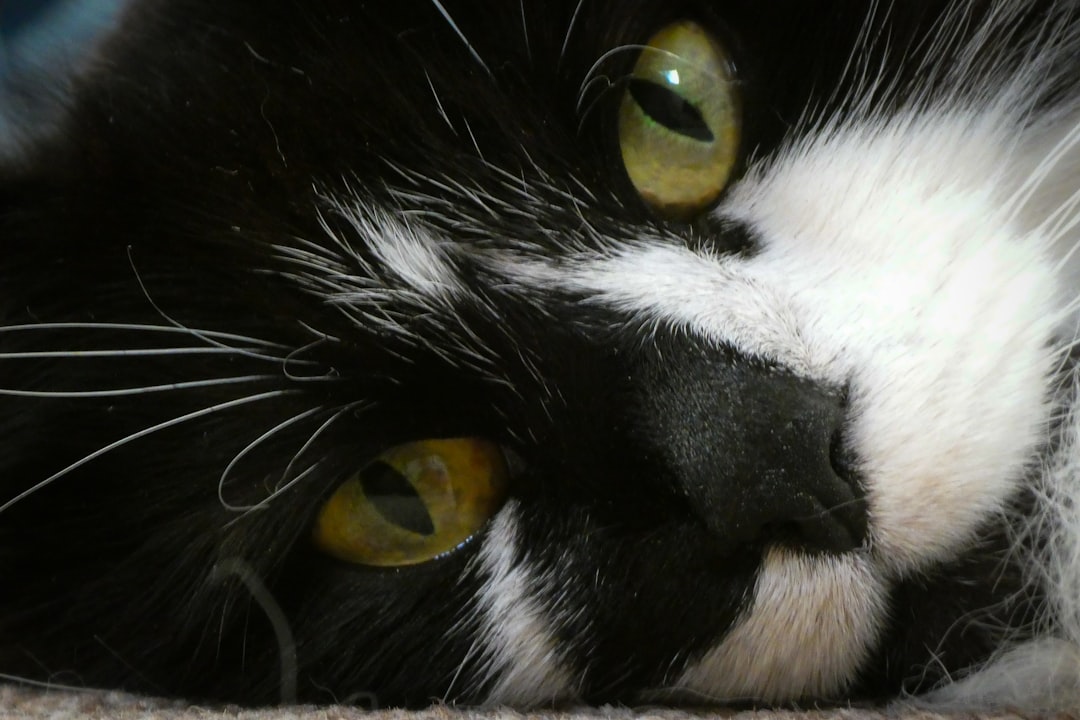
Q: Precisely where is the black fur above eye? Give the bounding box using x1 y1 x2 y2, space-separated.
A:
0 0 1076 711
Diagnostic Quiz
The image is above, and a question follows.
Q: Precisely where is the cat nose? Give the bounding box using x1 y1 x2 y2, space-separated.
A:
708 389 868 555
638 347 867 556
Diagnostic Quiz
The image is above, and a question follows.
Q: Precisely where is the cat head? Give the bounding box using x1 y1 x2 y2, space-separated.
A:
1 0 1078 708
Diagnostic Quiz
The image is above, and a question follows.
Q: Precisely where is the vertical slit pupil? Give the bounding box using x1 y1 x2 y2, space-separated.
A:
360 461 436 536
628 78 714 142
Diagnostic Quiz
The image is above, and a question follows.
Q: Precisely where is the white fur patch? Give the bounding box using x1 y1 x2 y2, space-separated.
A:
494 107 1059 573
320 196 466 304
674 548 887 702
911 638 1080 712
468 501 577 705
485 104 1067 701
277 197 506 367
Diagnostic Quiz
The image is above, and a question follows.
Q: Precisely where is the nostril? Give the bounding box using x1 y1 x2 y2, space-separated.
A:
763 511 860 555
725 401 870 556
795 497 865 554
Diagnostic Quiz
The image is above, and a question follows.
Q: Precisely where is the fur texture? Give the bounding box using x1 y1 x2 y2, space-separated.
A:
2 0 1080 712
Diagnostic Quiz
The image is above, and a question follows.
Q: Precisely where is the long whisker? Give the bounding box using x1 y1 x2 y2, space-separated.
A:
0 322 290 349
575 44 645 112
0 389 297 516
264 461 321 509
559 0 586 68
0 347 269 359
0 673 102 693
1045 204 1080 274
218 406 328 512
0 375 277 398
209 558 297 705
277 402 365 493
0 323 322 365
223 462 327 530
428 0 492 77
1048 292 1080 323
283 338 340 381
225 402 365 525
519 0 531 64
127 246 315 365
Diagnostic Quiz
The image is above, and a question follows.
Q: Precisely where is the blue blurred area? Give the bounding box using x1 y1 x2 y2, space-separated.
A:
2 0 55 34
0 0 126 154
0 0 126 72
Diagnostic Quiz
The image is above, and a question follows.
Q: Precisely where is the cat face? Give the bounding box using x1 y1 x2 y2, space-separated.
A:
1 0 1078 709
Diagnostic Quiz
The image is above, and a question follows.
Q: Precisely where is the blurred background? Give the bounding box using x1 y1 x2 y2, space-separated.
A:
0 0 125 153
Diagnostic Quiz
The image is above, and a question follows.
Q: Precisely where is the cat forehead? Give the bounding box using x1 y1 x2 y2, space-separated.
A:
76 0 993 216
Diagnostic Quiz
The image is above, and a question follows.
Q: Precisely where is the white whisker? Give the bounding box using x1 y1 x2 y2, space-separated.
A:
576 44 649 112
0 347 270 359
218 405 327 512
559 0 586 67
0 673 100 693
277 402 365 494
1042 182 1080 238
1045 207 1080 275
224 461 327 530
0 322 289 349
519 0 531 63
0 390 297 516
127 246 313 366
283 339 339 381
428 0 492 77
1050 292 1080 323
0 375 276 398
210 558 297 705
1003 118 1080 225
425 70 458 135
462 118 486 161
295 320 341 344
226 401 367 524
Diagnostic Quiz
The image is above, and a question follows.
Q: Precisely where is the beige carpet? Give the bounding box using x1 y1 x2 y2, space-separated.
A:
0 687 1044 720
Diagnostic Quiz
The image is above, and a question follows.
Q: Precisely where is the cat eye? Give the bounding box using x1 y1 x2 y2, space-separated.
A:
313 438 509 566
618 20 741 220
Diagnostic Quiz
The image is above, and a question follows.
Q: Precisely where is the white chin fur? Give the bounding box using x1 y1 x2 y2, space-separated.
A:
672 548 887 703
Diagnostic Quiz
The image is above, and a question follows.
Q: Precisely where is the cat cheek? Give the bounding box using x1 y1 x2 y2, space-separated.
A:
717 115 1061 572
468 502 579 705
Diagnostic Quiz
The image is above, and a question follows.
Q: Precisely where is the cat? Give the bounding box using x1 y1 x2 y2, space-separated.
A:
3 0 1080 711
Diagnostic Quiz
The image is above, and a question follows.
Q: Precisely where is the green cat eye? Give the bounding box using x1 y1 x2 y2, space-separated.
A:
618 20 741 220
313 438 509 567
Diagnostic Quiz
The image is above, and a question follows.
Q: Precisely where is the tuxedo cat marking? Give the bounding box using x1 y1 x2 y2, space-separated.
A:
2 0 1080 711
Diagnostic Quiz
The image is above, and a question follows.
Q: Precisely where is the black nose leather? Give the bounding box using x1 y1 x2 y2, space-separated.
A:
639 345 867 556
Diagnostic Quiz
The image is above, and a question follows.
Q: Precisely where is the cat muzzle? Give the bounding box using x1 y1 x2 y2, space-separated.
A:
639 345 868 557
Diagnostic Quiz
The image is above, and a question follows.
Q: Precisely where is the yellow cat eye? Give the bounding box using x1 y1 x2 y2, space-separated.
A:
618 20 741 220
313 438 509 567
